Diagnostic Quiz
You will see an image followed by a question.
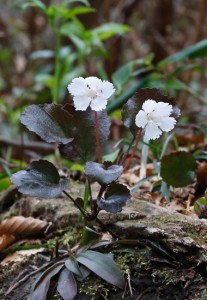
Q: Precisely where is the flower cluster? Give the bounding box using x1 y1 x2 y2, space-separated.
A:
68 77 177 141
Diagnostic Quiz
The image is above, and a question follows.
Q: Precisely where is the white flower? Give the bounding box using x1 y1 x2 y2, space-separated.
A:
68 77 115 111
135 99 176 141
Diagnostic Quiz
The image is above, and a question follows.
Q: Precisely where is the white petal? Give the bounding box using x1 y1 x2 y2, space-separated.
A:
100 80 115 99
90 97 107 111
68 77 88 97
142 99 157 113
73 96 91 111
158 116 176 132
85 77 102 89
144 121 162 140
153 102 173 117
135 110 148 128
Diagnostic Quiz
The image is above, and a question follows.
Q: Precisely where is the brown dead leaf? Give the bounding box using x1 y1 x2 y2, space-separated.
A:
0 216 48 236
1 248 45 265
0 234 15 251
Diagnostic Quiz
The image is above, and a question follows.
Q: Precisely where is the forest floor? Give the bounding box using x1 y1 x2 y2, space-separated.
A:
1 179 207 300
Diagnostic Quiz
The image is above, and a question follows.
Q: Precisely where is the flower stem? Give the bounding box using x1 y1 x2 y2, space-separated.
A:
94 111 101 163
53 30 61 104
123 128 142 172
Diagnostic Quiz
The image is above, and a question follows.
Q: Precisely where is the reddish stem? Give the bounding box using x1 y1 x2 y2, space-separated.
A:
123 128 143 172
94 111 101 163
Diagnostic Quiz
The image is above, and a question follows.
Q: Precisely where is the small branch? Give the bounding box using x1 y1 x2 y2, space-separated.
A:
123 128 142 172
94 111 101 163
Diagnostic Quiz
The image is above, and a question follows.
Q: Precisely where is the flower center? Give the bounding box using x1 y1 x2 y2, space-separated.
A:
87 85 101 100
147 112 155 122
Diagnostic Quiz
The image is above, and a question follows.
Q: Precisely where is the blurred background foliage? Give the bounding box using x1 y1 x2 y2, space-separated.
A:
0 0 207 193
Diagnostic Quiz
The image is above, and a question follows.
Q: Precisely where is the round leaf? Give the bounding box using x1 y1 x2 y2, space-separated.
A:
160 151 196 187
20 104 74 144
84 161 123 184
97 183 131 213
11 160 69 199
60 106 111 161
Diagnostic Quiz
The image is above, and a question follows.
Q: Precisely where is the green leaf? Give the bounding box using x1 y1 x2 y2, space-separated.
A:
21 0 47 12
160 151 196 187
102 149 119 163
64 7 95 19
92 23 130 40
159 39 207 67
20 104 74 144
106 77 149 114
194 198 207 214
97 183 131 213
77 250 125 289
57 268 77 300
11 160 69 199
0 177 11 191
84 161 123 184
28 262 64 300
112 62 133 88
30 50 54 60
80 226 101 248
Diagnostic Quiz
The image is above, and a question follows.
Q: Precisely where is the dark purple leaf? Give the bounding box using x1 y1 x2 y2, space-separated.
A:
65 257 91 281
76 250 125 289
97 183 131 213
11 160 69 199
65 257 83 277
57 268 77 300
122 88 178 135
160 151 196 187
28 262 64 300
84 161 123 184
20 104 74 144
60 106 111 161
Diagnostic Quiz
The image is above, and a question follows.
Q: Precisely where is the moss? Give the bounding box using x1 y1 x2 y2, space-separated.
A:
115 249 148 274
79 276 118 299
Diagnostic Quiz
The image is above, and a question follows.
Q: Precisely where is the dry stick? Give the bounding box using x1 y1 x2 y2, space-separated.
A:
94 111 101 163
123 128 143 172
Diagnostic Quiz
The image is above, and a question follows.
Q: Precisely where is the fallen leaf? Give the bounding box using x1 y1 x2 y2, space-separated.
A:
1 248 45 265
0 216 49 235
0 234 15 251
